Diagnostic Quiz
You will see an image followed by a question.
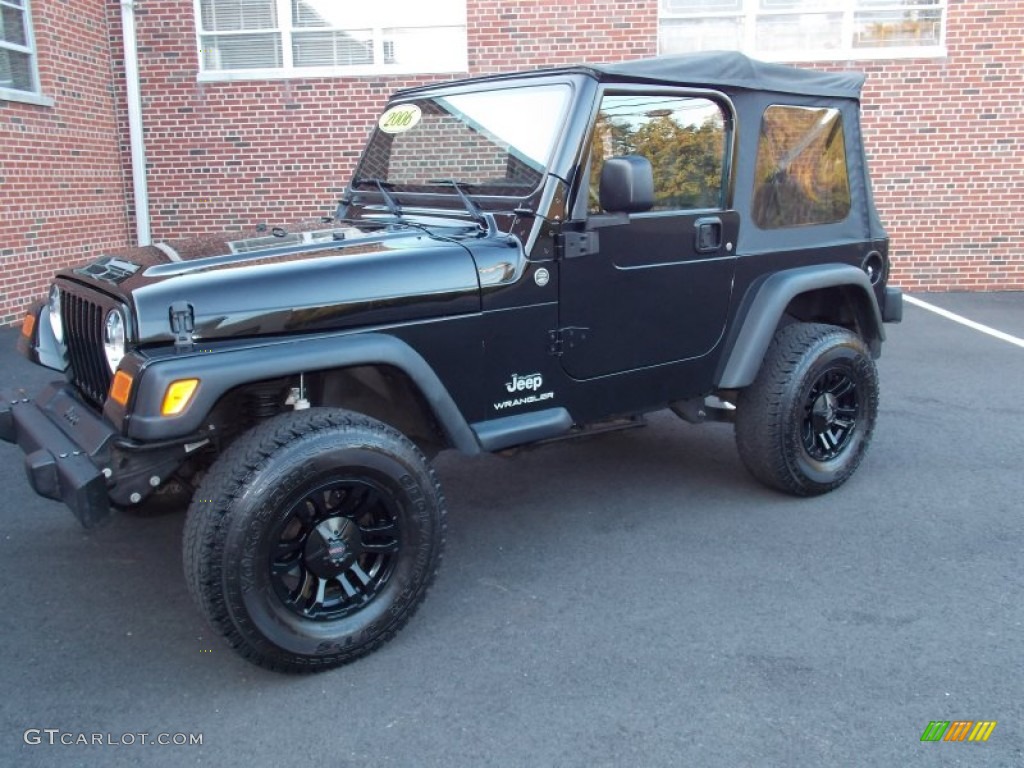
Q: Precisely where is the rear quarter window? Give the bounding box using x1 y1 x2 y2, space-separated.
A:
752 105 850 229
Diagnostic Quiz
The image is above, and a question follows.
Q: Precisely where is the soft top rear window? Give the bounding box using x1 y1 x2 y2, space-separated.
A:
752 105 850 229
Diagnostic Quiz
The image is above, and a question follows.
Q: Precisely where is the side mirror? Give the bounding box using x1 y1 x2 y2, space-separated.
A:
599 155 654 214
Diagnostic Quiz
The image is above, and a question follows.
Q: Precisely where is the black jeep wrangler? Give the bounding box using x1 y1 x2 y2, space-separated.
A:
2 52 901 672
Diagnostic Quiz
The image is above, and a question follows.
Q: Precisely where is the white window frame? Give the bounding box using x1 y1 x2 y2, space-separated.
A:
194 0 468 82
0 0 51 106
658 0 947 62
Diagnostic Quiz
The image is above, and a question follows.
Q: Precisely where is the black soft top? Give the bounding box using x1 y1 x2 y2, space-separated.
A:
397 51 864 101
590 51 864 100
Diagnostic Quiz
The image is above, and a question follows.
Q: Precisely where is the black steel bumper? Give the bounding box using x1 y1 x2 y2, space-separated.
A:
0 382 114 528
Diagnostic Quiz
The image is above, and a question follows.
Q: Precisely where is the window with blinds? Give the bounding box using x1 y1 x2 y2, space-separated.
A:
659 0 946 61
197 0 467 78
0 0 43 100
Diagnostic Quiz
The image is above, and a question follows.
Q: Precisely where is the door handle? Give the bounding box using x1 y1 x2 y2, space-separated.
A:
694 217 723 253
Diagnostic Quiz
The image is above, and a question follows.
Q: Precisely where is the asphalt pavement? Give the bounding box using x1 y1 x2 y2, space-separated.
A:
0 293 1021 767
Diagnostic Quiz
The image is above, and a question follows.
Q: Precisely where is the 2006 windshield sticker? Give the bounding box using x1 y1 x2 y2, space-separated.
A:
378 104 422 134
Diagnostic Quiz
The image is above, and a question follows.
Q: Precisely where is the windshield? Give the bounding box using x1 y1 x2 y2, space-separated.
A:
354 83 572 195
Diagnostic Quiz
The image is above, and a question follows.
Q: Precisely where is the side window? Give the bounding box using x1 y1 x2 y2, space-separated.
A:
753 105 850 229
0 0 43 101
588 94 726 213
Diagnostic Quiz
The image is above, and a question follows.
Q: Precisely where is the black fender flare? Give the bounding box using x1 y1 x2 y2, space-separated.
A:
120 332 481 454
715 264 884 390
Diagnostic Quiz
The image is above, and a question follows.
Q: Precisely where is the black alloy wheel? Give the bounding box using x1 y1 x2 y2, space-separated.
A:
802 367 860 462
270 478 400 621
183 408 446 673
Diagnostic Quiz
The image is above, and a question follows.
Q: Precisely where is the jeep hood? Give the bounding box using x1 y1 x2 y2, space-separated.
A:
59 220 485 344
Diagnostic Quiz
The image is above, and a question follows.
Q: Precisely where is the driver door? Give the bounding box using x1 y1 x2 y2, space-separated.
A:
558 90 739 380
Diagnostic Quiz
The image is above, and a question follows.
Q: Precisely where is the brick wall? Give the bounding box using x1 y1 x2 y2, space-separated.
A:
104 0 440 243
469 0 655 72
0 0 131 325
852 1 1024 290
1 0 1021 326
110 0 656 244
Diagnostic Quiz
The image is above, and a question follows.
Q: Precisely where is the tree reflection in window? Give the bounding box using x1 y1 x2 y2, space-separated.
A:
589 95 726 213
752 105 850 229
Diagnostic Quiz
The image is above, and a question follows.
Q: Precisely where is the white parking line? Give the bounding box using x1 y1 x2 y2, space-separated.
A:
905 295 1024 349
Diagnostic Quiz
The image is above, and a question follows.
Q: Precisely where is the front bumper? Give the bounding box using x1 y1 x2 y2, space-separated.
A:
0 383 114 527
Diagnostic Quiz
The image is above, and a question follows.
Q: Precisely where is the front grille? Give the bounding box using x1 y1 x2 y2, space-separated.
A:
61 289 113 406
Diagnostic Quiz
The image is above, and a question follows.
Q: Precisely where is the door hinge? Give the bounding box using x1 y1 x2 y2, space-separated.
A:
554 230 598 260
548 327 589 356
169 301 195 353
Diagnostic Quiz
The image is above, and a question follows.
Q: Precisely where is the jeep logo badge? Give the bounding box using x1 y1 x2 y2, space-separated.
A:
62 406 80 427
506 373 543 393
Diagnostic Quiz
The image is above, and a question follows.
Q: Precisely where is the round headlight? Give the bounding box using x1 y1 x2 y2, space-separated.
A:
103 309 127 372
48 285 64 344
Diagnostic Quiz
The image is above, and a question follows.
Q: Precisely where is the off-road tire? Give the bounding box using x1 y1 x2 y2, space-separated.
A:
183 408 446 673
735 322 878 496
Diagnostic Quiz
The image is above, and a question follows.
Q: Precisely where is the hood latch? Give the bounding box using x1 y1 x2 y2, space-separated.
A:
169 302 195 353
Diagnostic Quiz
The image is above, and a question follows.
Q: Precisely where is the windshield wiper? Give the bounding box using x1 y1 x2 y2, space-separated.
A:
353 176 403 219
426 179 493 234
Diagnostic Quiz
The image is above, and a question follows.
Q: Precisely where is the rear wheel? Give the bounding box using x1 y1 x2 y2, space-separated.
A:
735 323 878 496
183 408 446 672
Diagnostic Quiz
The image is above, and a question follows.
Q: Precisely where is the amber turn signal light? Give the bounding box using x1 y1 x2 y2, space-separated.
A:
161 379 199 416
20 312 36 340
109 371 134 406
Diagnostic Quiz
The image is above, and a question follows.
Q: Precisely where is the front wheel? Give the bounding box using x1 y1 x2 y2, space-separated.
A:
735 323 879 496
183 408 446 672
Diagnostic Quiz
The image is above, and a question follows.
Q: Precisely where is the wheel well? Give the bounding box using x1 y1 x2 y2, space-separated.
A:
315 365 446 455
204 366 448 458
782 285 879 344
716 266 884 391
